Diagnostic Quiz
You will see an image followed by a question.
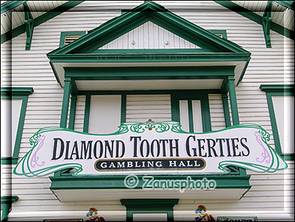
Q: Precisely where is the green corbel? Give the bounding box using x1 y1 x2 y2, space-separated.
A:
1 196 19 222
23 2 34 50
262 1 272 48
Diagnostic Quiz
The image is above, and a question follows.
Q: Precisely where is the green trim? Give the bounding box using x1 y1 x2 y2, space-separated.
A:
48 1 250 56
260 84 294 160
47 1 250 85
210 29 228 39
260 84 294 93
59 31 87 48
215 0 294 40
227 76 240 125
60 80 71 128
121 199 179 222
1 87 34 98
1 1 25 14
1 87 33 165
83 95 91 133
121 94 127 123
0 157 18 165
68 95 77 130
187 99 194 132
222 94 231 127
1 1 84 44
50 174 251 190
223 77 245 176
65 66 235 81
237 57 251 85
1 196 19 222
77 89 221 96
49 50 249 64
201 94 212 132
171 92 212 133
12 96 28 164
275 1 295 10
23 1 34 50
262 1 272 48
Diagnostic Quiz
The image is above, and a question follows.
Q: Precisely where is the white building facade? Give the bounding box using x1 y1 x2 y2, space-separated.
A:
1 1 294 221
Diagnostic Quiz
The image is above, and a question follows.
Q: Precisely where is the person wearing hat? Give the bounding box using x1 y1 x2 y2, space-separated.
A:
86 208 105 222
195 205 215 222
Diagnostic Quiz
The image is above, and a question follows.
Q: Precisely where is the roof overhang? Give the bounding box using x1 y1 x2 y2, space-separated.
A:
47 1 251 88
49 51 250 88
50 174 251 202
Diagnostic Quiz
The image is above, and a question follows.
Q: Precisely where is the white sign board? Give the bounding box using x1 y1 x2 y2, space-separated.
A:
14 122 287 177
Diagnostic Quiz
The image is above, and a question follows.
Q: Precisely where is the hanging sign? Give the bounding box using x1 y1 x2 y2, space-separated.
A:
14 122 287 177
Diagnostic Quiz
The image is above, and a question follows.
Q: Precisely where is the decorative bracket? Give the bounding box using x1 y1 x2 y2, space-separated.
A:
262 1 272 48
23 2 34 50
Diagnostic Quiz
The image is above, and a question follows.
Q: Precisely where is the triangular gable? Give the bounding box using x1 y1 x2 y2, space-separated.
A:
48 1 250 55
100 21 200 49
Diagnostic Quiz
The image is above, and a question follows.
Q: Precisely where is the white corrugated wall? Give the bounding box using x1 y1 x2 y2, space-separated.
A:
1 1 293 221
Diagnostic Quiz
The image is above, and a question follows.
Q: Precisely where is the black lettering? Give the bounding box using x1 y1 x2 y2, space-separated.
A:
197 139 207 157
116 140 125 158
169 139 179 157
207 139 218 157
81 141 92 159
70 141 80 159
52 138 64 160
93 140 103 159
231 138 242 157
130 136 141 157
240 137 250 156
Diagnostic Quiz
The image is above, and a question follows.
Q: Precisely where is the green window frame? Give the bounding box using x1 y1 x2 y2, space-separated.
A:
73 90 216 133
260 84 294 161
121 199 179 222
171 92 211 133
1 87 33 165
59 31 86 48
68 93 126 133
210 30 227 39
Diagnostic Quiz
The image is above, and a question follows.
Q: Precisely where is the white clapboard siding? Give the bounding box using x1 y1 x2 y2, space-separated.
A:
0 0 293 221
126 95 171 122
208 94 226 130
74 95 86 132
101 21 199 49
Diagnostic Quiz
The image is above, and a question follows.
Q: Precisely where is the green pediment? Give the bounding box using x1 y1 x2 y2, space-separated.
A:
48 1 250 57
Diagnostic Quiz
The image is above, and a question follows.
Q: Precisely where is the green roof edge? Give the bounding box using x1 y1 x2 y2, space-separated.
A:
1 1 84 44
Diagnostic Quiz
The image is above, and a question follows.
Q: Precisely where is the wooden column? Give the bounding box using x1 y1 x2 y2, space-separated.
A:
60 79 72 128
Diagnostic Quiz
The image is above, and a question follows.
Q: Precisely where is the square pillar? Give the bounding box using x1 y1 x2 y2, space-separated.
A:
60 78 72 128
227 76 240 125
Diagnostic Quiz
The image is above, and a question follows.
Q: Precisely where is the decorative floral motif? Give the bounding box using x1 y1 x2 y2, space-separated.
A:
130 123 145 133
13 122 288 177
255 131 271 164
30 135 46 168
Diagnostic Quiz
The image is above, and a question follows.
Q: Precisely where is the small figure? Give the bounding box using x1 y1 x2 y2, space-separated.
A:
86 208 105 222
195 205 215 222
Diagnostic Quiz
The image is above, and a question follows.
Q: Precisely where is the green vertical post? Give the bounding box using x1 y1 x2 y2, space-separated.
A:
121 94 127 123
187 99 194 133
227 76 246 175
68 95 77 129
60 79 72 128
222 94 231 127
227 76 240 125
83 95 91 133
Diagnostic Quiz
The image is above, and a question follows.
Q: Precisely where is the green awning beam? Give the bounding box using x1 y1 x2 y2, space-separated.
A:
275 0 294 10
23 2 34 50
0 1 26 14
262 1 272 48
